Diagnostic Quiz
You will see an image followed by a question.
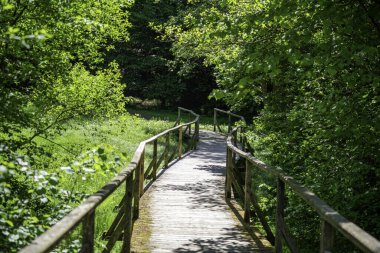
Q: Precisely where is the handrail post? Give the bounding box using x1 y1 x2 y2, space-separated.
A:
139 150 144 197
228 114 232 133
165 133 169 167
153 139 158 180
121 175 134 253
241 127 246 151
82 211 95 253
233 129 237 147
225 147 232 199
320 220 334 253
195 120 200 147
213 109 217 132
178 126 183 158
177 108 181 125
133 160 141 219
244 159 252 223
275 178 285 253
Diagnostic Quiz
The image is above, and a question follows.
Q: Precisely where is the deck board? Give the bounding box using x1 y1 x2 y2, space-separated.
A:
132 131 272 252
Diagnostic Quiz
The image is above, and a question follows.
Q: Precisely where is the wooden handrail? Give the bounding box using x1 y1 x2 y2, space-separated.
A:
19 108 199 253
215 109 380 253
213 108 245 133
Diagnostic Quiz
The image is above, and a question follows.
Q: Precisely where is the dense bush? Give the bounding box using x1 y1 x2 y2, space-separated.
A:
162 0 380 249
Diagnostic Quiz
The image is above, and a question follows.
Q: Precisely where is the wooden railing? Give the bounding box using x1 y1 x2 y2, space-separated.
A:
213 108 245 134
19 107 199 253
214 108 380 253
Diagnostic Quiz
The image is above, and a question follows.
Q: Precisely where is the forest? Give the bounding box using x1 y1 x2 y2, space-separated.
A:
0 0 379 252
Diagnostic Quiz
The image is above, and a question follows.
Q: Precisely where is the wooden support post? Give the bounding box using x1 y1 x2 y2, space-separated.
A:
244 159 252 223
165 133 169 167
233 130 237 147
320 220 334 253
213 109 217 132
121 176 134 253
153 140 158 180
225 148 232 200
139 151 144 197
133 165 140 220
177 108 181 125
81 211 95 253
178 126 183 159
228 114 232 133
232 131 237 161
195 120 199 141
275 178 285 253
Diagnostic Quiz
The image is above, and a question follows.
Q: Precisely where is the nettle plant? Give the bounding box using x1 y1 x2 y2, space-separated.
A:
0 145 72 251
60 144 127 181
0 144 127 252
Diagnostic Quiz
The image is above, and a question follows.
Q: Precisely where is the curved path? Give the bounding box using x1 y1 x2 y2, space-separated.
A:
132 131 272 252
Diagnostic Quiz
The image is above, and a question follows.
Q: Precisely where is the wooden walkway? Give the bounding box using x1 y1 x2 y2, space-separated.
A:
132 131 272 252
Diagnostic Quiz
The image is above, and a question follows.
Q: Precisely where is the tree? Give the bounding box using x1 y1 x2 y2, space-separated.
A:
0 0 131 148
163 0 380 249
106 0 218 111
0 1 132 250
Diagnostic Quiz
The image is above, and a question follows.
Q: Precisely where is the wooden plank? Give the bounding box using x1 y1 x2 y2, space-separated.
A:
249 191 275 245
121 175 134 253
101 202 125 240
152 139 158 180
164 133 169 167
228 114 232 133
225 148 232 199
139 151 144 197
81 211 95 253
103 181 133 252
320 220 334 253
144 159 154 179
275 177 285 253
133 165 140 220
279 215 299 253
244 159 252 223
213 109 217 132
214 108 245 121
178 126 182 158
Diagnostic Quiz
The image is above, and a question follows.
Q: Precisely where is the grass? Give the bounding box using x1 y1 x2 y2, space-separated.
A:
126 106 217 131
29 107 212 252
22 106 234 251
28 112 176 252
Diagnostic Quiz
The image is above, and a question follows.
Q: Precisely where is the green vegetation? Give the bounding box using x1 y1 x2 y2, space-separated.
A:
1 113 174 251
1 0 379 251
105 0 219 111
161 0 380 250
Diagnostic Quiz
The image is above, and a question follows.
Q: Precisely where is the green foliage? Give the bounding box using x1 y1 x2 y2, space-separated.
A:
164 0 380 249
0 147 76 251
0 113 174 251
106 0 219 111
0 0 131 148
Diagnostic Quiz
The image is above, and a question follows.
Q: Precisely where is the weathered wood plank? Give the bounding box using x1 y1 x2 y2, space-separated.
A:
152 139 158 180
178 126 182 158
275 177 285 253
244 159 252 223
132 131 272 252
320 220 334 253
81 211 95 253
121 175 134 253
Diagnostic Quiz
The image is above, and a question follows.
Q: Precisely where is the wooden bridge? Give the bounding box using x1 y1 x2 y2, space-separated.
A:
20 108 380 253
